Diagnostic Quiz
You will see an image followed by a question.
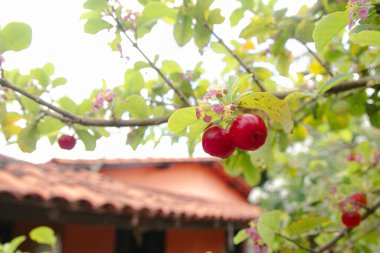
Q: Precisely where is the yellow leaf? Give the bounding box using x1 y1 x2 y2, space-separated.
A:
2 113 22 125
3 124 22 139
238 92 294 133
242 40 255 50
309 58 324 74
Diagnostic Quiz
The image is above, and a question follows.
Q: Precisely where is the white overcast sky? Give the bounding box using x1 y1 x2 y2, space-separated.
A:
0 0 316 163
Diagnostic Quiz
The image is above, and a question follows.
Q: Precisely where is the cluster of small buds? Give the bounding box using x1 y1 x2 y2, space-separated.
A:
179 70 194 81
347 0 370 29
245 224 268 253
339 195 362 213
195 85 236 123
123 10 137 32
92 89 116 112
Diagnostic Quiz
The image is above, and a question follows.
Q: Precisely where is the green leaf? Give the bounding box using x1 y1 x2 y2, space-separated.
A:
285 217 330 236
312 11 348 53
43 63 55 76
138 2 175 26
161 60 182 74
207 9 225 25
134 61 150 70
127 127 146 150
174 12 193 47
230 8 245 27
257 210 282 247
57 96 77 113
52 77 67 87
168 107 198 133
83 0 108 10
238 92 294 133
350 30 380 47
29 226 57 246
17 125 39 153
37 116 64 143
194 21 211 51
8 235 26 252
0 103 6 122
233 229 249 245
31 68 50 87
0 22 32 52
296 18 315 43
76 129 96 151
84 18 112 34
210 42 228 54
318 73 353 95
124 69 145 95
125 95 149 119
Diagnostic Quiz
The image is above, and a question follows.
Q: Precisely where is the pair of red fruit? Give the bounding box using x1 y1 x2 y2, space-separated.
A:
341 192 367 228
202 114 268 159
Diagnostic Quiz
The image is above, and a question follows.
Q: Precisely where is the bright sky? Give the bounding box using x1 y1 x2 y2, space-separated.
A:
0 0 316 163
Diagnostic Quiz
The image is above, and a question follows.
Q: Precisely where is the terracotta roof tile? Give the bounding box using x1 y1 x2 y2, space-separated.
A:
0 155 260 223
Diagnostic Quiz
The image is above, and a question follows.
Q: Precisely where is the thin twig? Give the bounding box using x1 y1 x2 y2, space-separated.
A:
205 24 266 92
0 78 170 127
296 38 334 77
109 9 191 107
315 199 380 253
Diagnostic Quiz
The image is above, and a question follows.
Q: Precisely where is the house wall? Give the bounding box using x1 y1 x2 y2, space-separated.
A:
166 229 226 253
62 224 115 253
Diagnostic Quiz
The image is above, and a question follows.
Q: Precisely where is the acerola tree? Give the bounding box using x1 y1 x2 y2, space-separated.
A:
1 0 380 251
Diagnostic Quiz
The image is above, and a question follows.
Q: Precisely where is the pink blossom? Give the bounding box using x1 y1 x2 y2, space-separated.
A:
92 89 116 112
196 108 201 120
203 114 212 123
212 104 225 114
339 196 361 213
358 6 369 20
245 225 268 253
0 55 4 64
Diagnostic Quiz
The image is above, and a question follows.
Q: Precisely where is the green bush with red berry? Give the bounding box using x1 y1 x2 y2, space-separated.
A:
1 0 380 252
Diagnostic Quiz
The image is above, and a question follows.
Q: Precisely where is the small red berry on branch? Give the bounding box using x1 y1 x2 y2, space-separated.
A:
341 211 361 228
58 135 76 150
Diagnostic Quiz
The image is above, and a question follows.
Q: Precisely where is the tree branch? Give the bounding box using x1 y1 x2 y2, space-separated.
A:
315 199 380 253
0 78 170 127
205 24 266 92
109 9 191 107
1 74 379 128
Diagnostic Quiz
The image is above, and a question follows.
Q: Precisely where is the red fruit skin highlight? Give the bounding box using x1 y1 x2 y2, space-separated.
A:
229 114 268 151
202 126 235 159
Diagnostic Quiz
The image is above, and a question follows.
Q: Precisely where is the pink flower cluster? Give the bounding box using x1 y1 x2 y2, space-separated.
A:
0 55 4 64
347 0 370 29
195 86 236 123
245 226 268 253
92 89 116 112
338 195 361 213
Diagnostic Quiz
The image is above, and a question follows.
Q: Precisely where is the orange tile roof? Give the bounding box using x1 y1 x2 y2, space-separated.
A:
0 155 259 226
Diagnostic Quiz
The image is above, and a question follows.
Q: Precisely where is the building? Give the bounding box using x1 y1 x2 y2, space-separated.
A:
0 154 259 253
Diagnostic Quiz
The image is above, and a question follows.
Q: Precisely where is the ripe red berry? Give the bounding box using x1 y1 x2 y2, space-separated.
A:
229 114 268 151
58 135 76 150
202 126 235 159
351 192 367 206
341 212 361 228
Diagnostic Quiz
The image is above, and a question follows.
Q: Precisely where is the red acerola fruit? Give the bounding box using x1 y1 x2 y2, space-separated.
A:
341 211 361 228
351 192 367 206
58 135 76 150
229 114 268 151
202 125 235 159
